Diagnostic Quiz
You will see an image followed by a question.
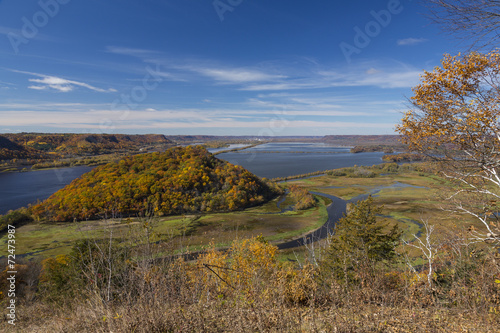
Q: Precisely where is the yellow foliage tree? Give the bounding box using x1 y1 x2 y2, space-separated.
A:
190 237 277 300
189 237 317 305
397 51 500 245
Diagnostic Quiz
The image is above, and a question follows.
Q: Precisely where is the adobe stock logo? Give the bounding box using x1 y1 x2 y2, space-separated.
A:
340 0 409 63
213 0 243 22
7 0 71 54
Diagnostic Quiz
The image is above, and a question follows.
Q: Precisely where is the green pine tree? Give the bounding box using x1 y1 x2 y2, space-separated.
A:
321 196 401 285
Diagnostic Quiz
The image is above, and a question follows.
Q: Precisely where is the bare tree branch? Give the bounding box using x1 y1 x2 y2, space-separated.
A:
424 0 500 49
402 220 439 289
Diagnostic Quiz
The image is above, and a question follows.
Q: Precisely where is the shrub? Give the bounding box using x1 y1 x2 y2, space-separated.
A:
0 209 33 233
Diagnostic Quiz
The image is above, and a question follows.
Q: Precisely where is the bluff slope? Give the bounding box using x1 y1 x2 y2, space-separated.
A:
32 146 281 221
0 133 173 160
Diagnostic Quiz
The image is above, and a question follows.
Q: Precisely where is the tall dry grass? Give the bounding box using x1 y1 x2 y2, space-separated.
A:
2 217 500 332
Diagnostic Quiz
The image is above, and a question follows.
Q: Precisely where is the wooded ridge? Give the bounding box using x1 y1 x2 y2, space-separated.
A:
31 145 281 222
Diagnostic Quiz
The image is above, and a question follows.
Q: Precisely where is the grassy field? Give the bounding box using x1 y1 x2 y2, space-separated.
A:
286 169 480 238
0 164 482 261
275 165 484 263
0 192 330 259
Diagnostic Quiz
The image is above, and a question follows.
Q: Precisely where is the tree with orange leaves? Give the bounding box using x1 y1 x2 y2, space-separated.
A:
397 51 500 246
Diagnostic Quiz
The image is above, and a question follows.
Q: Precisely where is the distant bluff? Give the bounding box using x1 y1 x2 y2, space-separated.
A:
32 146 282 222
4 133 172 155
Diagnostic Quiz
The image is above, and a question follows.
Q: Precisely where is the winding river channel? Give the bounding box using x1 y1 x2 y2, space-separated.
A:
277 191 346 249
276 181 426 249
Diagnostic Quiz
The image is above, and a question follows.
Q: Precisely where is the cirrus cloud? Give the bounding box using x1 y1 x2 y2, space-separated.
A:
9 69 116 93
397 38 427 46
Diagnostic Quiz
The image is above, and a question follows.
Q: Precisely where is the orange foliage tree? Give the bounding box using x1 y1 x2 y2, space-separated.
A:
396 51 500 245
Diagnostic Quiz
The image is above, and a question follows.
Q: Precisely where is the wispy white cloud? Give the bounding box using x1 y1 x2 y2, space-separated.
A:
0 90 400 135
242 82 312 91
245 92 404 118
0 80 16 90
190 67 285 83
246 97 360 115
105 46 159 57
2 47 406 134
397 38 427 46
103 46 422 92
9 70 117 93
0 25 56 42
243 67 420 91
27 85 48 91
366 68 381 75
0 102 105 110
0 26 15 36
107 46 287 85
0 88 401 126
346 70 421 89
257 93 293 98
0 109 394 130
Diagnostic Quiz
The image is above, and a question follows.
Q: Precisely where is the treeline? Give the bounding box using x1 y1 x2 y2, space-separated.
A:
201 141 231 149
272 165 380 182
382 153 429 163
273 163 429 183
350 145 403 153
0 209 33 233
0 147 47 161
31 154 125 170
273 170 327 182
321 135 401 146
31 146 282 222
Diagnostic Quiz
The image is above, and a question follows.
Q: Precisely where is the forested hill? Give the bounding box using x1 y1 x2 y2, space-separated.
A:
32 146 282 222
0 135 47 160
0 133 173 160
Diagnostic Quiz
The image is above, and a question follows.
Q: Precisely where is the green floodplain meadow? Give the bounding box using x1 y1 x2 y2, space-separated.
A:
0 163 482 263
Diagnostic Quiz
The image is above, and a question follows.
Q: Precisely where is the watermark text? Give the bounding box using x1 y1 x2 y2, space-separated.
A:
6 225 17 326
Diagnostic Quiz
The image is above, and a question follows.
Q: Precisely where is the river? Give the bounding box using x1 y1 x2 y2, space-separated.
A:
214 142 386 179
0 166 93 215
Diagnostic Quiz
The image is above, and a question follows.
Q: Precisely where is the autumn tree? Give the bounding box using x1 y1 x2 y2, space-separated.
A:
397 51 500 246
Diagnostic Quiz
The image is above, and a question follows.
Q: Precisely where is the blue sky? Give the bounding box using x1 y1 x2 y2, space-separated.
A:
0 0 460 136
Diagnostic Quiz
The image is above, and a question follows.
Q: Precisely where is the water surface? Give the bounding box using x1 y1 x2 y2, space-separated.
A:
217 143 385 179
0 166 93 215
